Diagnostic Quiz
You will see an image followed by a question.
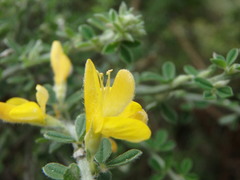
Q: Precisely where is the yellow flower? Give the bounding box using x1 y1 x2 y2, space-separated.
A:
51 41 72 85
50 41 72 101
0 85 49 125
84 59 151 143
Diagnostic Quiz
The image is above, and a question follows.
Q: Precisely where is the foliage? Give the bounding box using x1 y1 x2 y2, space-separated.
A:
1 0 240 180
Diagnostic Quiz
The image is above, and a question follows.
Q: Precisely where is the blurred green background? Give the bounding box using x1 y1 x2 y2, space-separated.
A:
1 0 240 179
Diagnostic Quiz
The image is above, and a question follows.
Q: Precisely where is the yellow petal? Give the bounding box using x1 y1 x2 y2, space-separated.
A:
50 41 72 84
9 102 45 125
36 84 49 113
0 102 15 121
6 97 29 105
103 70 135 117
84 59 102 132
119 101 148 123
101 117 151 142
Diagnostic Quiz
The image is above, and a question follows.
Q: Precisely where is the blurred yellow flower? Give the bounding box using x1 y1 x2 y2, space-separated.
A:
84 59 151 143
50 41 72 101
0 85 49 125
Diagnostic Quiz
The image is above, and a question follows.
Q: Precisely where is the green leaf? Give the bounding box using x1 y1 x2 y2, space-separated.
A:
49 142 63 154
160 104 178 124
180 158 193 174
107 149 142 168
159 141 176 152
97 171 112 180
87 18 105 30
75 114 86 141
63 163 80 180
44 131 75 143
42 163 68 180
162 61 176 80
35 137 49 143
119 2 128 15
210 58 227 69
122 40 141 48
213 52 225 60
150 174 165 180
120 45 132 63
140 72 165 82
66 90 83 109
94 13 110 23
102 42 119 54
219 114 237 125
155 130 168 145
95 138 112 164
216 86 233 98
226 48 239 65
109 9 118 21
79 24 95 40
184 173 199 180
194 77 213 90
184 65 198 76
203 90 216 100
148 157 162 171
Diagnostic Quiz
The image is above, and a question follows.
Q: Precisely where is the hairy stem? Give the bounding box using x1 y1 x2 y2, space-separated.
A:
74 147 94 180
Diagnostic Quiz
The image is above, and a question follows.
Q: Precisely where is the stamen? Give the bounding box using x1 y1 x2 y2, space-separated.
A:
106 69 113 88
97 71 104 88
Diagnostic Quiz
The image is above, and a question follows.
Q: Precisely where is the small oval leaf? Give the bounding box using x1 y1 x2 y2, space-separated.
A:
95 138 112 164
42 163 67 180
44 131 75 143
107 149 142 168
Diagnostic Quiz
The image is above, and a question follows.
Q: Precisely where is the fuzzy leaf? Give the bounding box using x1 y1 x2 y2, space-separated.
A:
184 65 198 76
216 86 233 98
160 104 178 124
75 114 86 141
162 61 176 80
42 163 67 180
102 42 119 54
120 45 132 63
97 171 112 180
226 48 239 65
44 131 75 143
79 25 95 40
63 163 80 180
95 138 112 163
194 77 213 90
210 58 227 69
107 149 142 168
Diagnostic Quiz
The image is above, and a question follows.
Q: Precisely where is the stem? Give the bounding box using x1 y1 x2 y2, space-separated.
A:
77 156 94 180
74 147 94 180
